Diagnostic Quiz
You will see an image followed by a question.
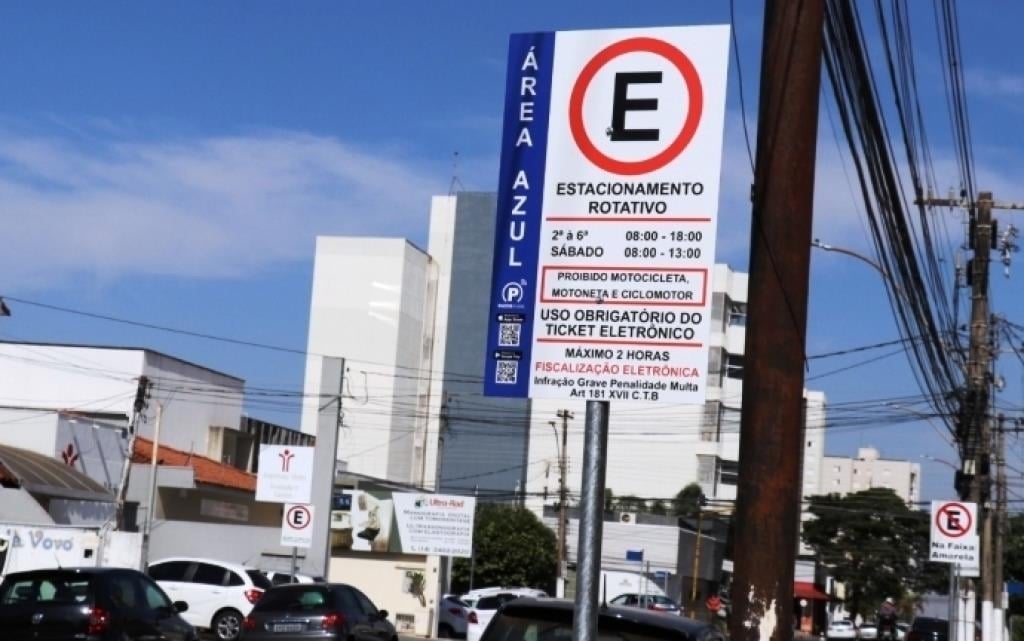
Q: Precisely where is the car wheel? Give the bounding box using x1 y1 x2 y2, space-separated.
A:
439 623 455 638
211 608 244 641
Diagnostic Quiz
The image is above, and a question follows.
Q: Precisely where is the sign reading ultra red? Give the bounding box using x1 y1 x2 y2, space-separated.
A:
485 26 730 403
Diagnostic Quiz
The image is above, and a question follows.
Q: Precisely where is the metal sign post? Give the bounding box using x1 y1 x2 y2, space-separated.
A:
572 400 609 641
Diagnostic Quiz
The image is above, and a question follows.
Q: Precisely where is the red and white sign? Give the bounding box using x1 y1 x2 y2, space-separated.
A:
280 503 315 549
256 445 314 504
530 25 730 403
929 500 979 565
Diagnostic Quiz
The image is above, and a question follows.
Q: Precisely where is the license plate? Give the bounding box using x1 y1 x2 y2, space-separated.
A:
273 623 305 632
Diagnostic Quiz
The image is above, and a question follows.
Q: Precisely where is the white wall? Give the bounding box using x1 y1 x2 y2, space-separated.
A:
0 408 59 455
300 238 431 484
0 342 247 465
328 554 439 637
0 343 145 416
142 351 244 455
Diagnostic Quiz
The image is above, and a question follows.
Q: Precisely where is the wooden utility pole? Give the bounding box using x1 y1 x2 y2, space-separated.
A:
729 2 824 641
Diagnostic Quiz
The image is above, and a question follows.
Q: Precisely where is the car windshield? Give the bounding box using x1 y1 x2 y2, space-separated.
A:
254 587 332 612
483 611 692 641
913 619 948 633
0 573 93 606
247 570 273 590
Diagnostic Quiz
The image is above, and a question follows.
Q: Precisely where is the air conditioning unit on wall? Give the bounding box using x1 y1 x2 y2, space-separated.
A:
618 512 639 525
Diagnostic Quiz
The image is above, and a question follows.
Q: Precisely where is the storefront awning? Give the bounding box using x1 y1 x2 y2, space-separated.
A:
794 581 831 601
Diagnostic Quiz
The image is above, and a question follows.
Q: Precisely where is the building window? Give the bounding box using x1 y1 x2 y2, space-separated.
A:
725 354 744 380
701 402 720 442
833 479 841 486
833 465 840 473
718 459 739 486
728 300 747 327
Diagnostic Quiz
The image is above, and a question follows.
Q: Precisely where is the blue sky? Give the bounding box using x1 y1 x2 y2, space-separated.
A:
1 1 1022 502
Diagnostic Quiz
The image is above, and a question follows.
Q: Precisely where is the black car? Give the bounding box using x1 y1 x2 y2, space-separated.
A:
906 617 949 641
479 597 726 641
240 582 397 641
0 567 196 641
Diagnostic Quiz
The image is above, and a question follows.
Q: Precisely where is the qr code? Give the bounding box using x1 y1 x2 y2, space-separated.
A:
498 322 521 347
496 361 518 384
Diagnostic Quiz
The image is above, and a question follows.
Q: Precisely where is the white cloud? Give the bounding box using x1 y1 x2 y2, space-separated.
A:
0 129 445 290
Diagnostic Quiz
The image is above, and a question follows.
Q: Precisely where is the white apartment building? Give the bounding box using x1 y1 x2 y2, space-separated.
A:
299 193 531 495
820 446 921 503
525 265 828 512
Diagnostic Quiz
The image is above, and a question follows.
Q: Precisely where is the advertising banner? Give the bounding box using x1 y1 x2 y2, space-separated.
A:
392 493 476 558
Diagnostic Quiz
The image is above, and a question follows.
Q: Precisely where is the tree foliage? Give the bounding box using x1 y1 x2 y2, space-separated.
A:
451 503 557 594
802 488 946 618
615 495 646 512
673 483 705 518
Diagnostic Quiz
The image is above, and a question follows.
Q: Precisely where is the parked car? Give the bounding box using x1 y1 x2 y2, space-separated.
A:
465 588 548 641
898 622 911 640
0 567 197 641
827 619 859 641
262 571 325 586
148 557 272 641
609 592 683 615
906 617 949 641
477 597 724 641
239 582 396 641
438 594 470 638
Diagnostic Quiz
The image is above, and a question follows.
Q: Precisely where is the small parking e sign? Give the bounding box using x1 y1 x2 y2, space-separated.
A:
280 503 314 549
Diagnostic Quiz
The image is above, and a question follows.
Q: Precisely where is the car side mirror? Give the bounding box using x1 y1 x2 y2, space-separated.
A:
174 601 189 614
377 609 389 620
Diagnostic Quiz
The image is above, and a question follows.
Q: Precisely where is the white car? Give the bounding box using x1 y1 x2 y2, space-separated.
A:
438 594 470 638
147 557 272 641
262 570 324 585
860 624 878 640
827 620 859 641
465 588 547 641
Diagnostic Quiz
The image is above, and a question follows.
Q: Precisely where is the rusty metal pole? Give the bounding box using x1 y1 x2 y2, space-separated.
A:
729 2 824 641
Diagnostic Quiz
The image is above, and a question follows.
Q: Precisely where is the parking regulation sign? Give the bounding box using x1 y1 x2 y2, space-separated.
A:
281 503 315 549
484 25 730 403
929 500 979 564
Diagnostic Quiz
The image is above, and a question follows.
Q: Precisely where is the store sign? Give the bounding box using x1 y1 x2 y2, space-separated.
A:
392 493 476 558
256 445 314 504
484 25 730 403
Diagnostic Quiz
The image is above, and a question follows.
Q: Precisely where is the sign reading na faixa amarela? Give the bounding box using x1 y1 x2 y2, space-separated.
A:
929 500 979 565
484 25 731 404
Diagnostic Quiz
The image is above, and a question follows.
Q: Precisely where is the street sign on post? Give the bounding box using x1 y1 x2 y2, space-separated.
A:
930 500 979 565
256 445 315 504
485 25 729 641
483 26 730 405
281 503 315 549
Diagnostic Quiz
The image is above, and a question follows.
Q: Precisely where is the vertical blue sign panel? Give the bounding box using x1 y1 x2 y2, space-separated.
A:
483 32 555 397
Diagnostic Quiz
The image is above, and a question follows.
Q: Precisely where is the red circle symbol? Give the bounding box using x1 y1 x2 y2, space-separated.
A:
706 595 722 612
568 37 704 176
935 502 972 538
286 505 312 530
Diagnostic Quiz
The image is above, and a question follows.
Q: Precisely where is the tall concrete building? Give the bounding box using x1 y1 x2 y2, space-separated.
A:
299 193 531 495
525 265 828 512
819 446 921 503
